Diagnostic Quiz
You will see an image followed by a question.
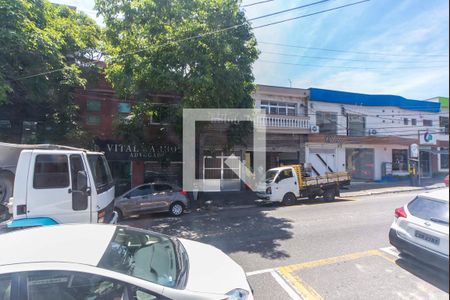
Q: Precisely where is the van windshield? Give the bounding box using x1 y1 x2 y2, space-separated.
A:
87 154 114 194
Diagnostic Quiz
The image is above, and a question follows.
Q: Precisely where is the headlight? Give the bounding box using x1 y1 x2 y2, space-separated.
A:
226 288 249 300
266 187 272 194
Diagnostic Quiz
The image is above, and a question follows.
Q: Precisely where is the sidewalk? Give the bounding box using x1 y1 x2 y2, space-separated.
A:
191 177 447 211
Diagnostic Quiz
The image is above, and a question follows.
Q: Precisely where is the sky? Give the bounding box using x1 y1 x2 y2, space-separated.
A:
52 0 449 100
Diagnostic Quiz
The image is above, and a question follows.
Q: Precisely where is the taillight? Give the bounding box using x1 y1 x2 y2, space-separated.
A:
395 207 407 218
180 190 188 196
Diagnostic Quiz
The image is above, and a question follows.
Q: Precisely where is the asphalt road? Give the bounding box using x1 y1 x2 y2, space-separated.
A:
123 189 449 300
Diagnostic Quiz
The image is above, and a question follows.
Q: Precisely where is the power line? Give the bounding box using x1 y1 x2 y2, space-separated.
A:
260 51 449 64
258 59 449 70
258 41 449 57
253 0 370 29
14 0 370 81
248 0 333 21
242 0 275 8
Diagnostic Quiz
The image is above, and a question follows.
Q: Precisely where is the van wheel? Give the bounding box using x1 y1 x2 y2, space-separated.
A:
282 193 296 206
323 189 336 201
170 202 185 216
114 208 124 221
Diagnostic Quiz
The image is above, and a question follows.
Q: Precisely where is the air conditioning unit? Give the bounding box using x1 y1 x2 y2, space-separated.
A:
310 125 320 134
368 129 378 136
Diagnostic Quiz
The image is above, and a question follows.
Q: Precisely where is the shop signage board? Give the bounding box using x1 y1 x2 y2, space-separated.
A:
410 143 419 158
419 131 437 145
96 139 182 161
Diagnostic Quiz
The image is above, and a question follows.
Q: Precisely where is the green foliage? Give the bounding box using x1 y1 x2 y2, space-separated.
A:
96 0 259 144
0 0 100 146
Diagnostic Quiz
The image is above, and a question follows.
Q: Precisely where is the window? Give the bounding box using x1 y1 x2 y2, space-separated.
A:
153 184 172 193
411 119 417 126
118 102 131 114
440 116 449 134
0 120 11 129
392 149 408 172
316 111 337 135
278 169 293 181
86 99 101 112
129 185 153 197
260 101 297 116
25 270 162 300
98 227 188 289
404 118 409 125
423 119 433 126
70 155 88 211
33 155 70 189
86 115 101 125
440 148 449 170
347 114 366 137
407 197 449 224
0 274 13 300
87 154 114 194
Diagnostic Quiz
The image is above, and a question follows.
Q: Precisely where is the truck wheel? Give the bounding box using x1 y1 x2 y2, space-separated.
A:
282 193 296 206
0 172 13 207
323 189 336 201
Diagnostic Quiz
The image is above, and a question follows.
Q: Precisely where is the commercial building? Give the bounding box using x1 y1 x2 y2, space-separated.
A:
305 89 448 181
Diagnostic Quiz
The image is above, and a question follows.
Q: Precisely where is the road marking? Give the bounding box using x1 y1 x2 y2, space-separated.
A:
379 246 400 258
271 270 304 300
246 268 274 277
277 267 322 300
281 249 381 272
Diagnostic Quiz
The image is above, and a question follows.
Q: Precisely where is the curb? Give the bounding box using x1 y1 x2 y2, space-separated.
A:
342 185 445 198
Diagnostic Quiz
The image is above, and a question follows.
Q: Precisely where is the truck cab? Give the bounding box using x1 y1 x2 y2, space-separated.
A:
5 148 117 228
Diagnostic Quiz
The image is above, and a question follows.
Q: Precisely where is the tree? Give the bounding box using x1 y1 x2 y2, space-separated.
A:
96 0 259 143
0 0 100 146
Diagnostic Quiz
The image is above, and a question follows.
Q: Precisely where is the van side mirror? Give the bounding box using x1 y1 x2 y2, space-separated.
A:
76 171 88 192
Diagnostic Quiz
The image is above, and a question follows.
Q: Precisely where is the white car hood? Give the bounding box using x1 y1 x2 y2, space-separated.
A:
179 238 250 295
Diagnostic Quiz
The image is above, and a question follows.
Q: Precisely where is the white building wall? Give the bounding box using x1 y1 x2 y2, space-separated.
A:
309 101 446 139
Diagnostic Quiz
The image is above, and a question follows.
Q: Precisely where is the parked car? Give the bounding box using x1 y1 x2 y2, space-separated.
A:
389 188 449 271
444 174 449 187
0 224 253 300
114 182 188 219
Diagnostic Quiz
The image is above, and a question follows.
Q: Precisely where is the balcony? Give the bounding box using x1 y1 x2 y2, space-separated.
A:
256 114 310 131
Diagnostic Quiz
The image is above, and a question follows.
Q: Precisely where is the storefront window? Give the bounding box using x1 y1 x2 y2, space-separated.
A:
347 114 366 137
440 148 449 170
316 111 338 135
346 148 375 180
392 149 408 172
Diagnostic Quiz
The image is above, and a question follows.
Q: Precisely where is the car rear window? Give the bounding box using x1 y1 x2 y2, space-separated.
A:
407 196 449 224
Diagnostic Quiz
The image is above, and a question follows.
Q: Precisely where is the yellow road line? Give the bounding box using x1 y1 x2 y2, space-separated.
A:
278 267 323 300
284 249 381 272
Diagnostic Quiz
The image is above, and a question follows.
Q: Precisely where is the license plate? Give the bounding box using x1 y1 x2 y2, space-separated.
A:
415 230 440 245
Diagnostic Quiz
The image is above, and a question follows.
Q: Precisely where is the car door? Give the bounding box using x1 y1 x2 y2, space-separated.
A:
124 185 153 214
148 184 175 212
21 270 166 300
27 153 87 224
276 169 297 197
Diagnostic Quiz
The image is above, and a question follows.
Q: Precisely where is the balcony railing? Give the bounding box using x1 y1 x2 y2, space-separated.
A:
256 115 309 130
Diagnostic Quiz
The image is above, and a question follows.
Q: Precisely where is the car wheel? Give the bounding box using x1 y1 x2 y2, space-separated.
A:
114 208 124 221
323 189 336 201
282 193 296 206
170 202 184 216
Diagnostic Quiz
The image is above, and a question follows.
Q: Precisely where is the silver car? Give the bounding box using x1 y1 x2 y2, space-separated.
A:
114 182 188 219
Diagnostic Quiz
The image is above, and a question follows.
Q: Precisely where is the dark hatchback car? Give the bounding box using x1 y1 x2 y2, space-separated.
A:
114 183 189 219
